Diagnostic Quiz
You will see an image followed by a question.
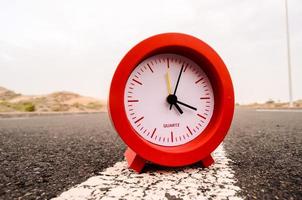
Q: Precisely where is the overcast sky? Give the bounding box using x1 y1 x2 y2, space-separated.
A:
0 0 301 104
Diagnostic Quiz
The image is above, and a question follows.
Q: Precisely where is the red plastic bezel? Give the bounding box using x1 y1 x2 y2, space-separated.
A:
108 33 234 167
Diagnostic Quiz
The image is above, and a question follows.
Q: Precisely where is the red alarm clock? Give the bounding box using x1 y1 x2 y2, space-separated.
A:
109 33 234 173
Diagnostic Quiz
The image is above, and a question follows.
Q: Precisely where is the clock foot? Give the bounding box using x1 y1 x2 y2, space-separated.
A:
124 147 146 173
200 154 214 168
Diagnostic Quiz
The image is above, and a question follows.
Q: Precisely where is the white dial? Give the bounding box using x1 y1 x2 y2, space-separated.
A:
124 54 214 146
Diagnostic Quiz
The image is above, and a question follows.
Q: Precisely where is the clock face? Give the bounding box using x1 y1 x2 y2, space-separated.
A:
124 54 214 146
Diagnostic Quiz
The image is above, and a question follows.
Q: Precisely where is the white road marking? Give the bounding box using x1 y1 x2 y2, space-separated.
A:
256 109 302 113
53 144 242 200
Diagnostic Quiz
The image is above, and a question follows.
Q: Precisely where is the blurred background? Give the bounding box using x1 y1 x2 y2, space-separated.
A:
1 1 302 199
0 0 301 108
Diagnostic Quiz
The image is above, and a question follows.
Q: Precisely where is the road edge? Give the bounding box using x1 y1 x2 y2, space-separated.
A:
0 111 106 118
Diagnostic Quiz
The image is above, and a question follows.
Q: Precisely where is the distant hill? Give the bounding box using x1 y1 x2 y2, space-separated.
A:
0 86 21 100
238 100 302 109
0 87 106 112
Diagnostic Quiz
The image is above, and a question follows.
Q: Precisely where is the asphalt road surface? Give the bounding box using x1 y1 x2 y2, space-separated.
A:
0 109 301 199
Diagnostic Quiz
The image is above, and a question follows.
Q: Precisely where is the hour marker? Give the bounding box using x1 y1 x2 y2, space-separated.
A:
197 114 206 120
147 63 154 73
167 58 169 68
128 100 139 103
124 54 214 147
187 126 193 135
183 63 188 72
151 128 157 138
195 77 204 84
135 116 144 124
132 79 142 85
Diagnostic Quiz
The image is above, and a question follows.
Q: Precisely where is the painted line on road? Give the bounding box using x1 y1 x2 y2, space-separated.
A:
53 144 242 200
256 109 302 113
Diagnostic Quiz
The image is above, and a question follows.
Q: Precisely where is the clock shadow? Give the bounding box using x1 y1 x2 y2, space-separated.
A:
141 162 204 173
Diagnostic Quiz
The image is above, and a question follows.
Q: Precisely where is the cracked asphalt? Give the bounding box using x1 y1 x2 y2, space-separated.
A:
0 108 301 199
225 109 302 199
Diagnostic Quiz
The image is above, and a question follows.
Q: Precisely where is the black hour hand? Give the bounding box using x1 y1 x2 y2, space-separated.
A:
174 103 183 114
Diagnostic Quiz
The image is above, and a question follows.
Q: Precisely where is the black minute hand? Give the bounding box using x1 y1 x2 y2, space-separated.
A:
176 100 197 111
170 64 184 110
